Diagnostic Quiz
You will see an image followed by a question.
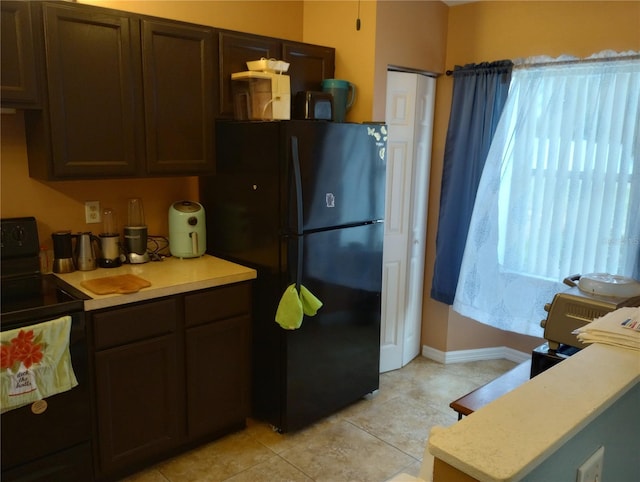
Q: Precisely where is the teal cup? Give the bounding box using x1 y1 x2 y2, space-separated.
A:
321 79 356 122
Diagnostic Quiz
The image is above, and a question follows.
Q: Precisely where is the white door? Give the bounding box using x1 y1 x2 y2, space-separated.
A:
380 70 436 373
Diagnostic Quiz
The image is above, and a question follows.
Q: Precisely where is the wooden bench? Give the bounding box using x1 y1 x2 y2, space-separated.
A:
449 359 532 420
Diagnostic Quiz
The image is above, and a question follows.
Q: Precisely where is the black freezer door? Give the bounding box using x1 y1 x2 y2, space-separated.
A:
285 120 387 234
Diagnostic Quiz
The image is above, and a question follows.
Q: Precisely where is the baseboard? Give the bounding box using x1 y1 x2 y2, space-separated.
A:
422 345 530 364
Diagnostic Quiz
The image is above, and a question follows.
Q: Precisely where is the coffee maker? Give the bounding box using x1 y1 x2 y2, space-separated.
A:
124 198 150 264
98 207 122 268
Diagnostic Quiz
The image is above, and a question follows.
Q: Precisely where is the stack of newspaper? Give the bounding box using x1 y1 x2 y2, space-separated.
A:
573 307 640 351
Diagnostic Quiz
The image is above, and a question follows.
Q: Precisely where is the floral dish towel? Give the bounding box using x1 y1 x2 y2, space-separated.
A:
1 315 78 414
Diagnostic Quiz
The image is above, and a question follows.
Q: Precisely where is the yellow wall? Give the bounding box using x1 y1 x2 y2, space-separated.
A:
3 0 638 355
300 1 448 123
0 112 198 244
302 0 378 123
372 0 448 120
424 0 640 353
81 0 303 39
1 1 303 250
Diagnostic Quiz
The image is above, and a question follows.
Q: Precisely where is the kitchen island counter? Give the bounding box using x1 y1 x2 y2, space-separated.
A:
55 254 256 311
427 342 640 481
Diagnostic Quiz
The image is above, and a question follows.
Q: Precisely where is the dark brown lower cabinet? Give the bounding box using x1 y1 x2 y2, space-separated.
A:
186 317 250 438
94 334 183 475
90 282 251 481
185 284 251 439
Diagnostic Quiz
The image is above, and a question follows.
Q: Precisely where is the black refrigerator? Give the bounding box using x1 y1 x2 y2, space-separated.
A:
200 119 387 432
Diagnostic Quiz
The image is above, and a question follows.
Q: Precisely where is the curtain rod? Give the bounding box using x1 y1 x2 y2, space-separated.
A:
446 54 639 75
513 54 640 70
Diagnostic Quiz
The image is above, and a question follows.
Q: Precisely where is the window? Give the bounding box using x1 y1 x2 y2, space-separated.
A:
453 53 640 337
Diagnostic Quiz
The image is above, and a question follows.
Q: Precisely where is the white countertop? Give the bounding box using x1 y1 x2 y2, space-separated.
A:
54 255 257 311
428 343 640 482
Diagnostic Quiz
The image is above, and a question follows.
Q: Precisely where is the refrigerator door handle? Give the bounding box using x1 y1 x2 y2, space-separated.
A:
291 136 303 292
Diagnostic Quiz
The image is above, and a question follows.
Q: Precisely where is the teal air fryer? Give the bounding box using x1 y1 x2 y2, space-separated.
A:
169 201 206 258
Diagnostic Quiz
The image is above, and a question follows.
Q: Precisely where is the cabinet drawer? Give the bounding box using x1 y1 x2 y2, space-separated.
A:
185 282 251 328
93 298 177 350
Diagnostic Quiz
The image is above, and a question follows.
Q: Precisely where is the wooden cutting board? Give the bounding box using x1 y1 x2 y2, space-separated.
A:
81 274 151 295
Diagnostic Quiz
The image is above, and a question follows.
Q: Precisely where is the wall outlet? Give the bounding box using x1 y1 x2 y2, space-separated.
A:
577 446 604 482
85 201 101 224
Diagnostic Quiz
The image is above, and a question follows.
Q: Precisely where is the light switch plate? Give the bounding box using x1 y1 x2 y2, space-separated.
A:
576 446 604 482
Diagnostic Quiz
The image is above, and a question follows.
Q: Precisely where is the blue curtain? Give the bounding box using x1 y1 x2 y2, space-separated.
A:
431 60 513 304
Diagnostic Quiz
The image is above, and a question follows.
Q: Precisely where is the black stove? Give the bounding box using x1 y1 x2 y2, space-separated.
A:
1 217 88 326
1 217 93 482
1 273 85 324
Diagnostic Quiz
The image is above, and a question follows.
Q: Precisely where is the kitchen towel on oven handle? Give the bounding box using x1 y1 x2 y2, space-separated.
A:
0 315 78 414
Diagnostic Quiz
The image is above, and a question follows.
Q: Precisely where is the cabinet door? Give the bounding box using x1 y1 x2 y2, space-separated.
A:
282 41 335 97
142 19 216 175
36 2 143 179
185 315 250 440
0 1 39 107
94 334 184 476
217 29 280 117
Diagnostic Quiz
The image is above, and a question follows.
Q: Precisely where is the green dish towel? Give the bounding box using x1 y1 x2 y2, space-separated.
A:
275 284 323 330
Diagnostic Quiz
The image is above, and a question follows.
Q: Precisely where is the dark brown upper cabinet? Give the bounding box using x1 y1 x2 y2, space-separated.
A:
1 1 40 107
141 19 216 175
26 2 143 179
14 0 334 180
25 1 216 180
282 41 335 97
217 30 280 118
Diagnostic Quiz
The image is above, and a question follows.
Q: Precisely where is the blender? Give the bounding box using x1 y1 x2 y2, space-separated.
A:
124 198 150 264
98 207 122 268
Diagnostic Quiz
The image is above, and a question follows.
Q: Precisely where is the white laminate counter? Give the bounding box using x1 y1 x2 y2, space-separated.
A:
427 343 640 482
54 255 257 311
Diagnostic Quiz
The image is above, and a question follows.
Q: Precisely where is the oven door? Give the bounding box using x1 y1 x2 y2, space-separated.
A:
1 311 93 482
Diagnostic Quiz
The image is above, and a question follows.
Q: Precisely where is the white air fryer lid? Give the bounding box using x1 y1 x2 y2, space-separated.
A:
171 200 202 213
578 273 640 298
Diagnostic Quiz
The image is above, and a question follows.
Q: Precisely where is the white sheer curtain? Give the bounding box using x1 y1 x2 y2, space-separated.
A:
453 51 640 337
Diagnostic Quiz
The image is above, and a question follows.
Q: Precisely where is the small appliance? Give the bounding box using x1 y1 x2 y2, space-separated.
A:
98 207 122 268
52 230 75 273
169 201 206 258
540 274 640 351
531 273 640 377
73 232 98 271
231 71 291 120
321 79 356 122
124 198 150 264
293 91 333 120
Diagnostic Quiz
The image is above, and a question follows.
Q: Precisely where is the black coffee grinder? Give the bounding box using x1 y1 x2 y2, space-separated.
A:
52 231 75 273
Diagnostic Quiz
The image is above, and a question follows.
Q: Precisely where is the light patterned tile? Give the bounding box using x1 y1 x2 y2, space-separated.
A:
344 395 456 459
120 357 518 482
224 455 314 482
277 419 416 482
155 429 276 482
120 467 171 482
244 413 344 455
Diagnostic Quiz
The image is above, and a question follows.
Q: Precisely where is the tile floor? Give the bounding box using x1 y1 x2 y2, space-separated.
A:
122 356 517 482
